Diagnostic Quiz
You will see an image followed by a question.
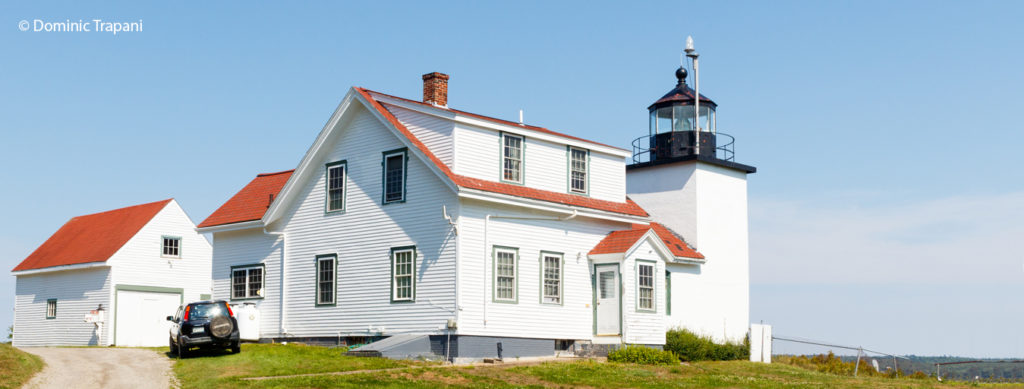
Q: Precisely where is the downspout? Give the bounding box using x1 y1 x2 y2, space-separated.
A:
442 205 460 328
483 209 577 326
263 227 287 338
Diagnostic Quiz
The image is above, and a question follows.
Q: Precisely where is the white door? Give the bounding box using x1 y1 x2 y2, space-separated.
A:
595 264 620 335
115 290 181 347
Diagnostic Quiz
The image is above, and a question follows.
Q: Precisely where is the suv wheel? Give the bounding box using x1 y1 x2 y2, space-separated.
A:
231 342 240 354
177 337 188 358
169 337 175 355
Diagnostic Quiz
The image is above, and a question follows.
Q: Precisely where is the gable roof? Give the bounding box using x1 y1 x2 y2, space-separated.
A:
12 199 172 272
589 222 704 260
197 170 293 228
355 88 649 218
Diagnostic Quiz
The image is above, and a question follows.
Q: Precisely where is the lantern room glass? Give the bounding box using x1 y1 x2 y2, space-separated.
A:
649 105 715 135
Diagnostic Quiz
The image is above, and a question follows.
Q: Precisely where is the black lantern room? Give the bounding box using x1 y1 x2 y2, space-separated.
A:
646 66 720 160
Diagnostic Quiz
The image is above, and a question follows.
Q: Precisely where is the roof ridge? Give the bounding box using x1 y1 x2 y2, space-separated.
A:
362 88 627 152
257 169 295 177
72 198 172 218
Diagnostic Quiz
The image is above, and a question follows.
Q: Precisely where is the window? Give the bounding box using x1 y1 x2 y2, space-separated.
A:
541 252 562 304
162 236 181 258
46 299 57 319
326 161 347 212
231 265 264 299
569 147 588 194
316 255 336 306
391 247 416 302
502 134 523 183
665 270 672 315
382 149 407 203
493 247 518 303
637 262 655 311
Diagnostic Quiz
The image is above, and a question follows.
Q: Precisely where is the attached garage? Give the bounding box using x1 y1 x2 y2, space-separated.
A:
114 286 183 347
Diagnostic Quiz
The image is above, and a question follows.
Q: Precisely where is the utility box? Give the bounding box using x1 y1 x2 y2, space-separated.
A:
232 303 260 341
750 324 772 363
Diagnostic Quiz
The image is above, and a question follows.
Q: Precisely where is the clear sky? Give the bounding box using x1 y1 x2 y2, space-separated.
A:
2 1 1022 357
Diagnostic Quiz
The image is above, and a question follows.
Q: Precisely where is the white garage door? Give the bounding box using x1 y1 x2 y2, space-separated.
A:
115 290 181 347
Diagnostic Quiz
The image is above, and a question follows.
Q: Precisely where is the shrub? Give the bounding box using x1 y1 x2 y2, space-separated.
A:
607 345 679 365
775 352 885 377
665 328 749 362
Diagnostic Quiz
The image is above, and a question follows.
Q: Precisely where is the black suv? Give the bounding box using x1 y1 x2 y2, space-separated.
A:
167 300 240 357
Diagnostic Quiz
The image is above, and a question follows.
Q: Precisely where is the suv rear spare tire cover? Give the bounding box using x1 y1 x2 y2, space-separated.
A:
210 315 233 339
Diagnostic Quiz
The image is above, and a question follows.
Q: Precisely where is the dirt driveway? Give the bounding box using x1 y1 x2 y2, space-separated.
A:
19 347 173 389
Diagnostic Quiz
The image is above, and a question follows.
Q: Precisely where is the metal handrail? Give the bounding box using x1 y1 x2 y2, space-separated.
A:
631 131 735 164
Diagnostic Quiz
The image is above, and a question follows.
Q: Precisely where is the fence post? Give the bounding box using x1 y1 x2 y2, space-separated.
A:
854 347 862 377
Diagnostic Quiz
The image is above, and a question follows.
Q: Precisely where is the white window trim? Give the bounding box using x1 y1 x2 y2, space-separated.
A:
231 265 264 299
569 147 588 194
325 161 347 213
316 255 337 305
541 252 563 305
501 133 524 184
493 246 518 303
391 247 416 302
161 236 182 259
637 262 656 312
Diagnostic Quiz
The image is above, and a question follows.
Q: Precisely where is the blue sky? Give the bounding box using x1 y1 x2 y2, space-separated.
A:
2 1 1022 357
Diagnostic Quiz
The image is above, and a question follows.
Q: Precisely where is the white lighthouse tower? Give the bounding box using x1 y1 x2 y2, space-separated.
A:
626 41 756 343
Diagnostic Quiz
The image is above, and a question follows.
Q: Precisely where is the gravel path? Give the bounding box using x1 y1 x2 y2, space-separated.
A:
19 347 172 389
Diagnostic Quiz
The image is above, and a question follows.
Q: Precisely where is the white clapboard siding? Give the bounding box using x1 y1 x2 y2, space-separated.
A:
13 267 112 347
452 123 626 202
386 103 455 168
211 229 283 338
273 104 459 337
622 240 667 345
456 199 632 340
109 200 212 304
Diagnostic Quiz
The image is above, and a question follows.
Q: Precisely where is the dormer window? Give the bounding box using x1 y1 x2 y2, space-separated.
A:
569 147 588 194
502 133 523 184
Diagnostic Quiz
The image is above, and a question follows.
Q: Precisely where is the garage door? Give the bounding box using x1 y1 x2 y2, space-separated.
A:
115 290 181 347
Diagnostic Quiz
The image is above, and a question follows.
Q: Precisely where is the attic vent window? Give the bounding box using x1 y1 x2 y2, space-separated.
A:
162 236 181 258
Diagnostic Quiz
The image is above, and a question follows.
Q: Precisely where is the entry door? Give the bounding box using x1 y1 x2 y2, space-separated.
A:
595 264 620 335
115 290 181 347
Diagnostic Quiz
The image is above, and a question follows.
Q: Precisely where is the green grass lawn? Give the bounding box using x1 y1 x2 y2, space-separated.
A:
168 343 1017 388
171 343 419 388
0 342 45 389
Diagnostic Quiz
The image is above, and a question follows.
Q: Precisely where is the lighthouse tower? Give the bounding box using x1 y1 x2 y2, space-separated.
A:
626 52 757 342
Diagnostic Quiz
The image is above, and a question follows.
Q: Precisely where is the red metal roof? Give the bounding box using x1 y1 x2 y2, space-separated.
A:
197 170 293 228
12 199 172 272
356 88 648 217
589 222 704 259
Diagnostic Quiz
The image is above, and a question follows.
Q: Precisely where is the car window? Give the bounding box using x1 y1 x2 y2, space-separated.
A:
174 306 183 321
189 302 228 319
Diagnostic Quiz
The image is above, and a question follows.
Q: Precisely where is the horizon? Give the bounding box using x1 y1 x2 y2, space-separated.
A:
3 1 1023 358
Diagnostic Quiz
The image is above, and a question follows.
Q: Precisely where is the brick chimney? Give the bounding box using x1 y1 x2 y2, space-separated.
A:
422 72 449 107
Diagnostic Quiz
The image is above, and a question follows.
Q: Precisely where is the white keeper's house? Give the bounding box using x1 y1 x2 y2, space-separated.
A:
11 199 212 347
198 67 756 361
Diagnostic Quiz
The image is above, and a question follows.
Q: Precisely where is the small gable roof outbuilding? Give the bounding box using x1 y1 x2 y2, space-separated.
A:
12 199 172 273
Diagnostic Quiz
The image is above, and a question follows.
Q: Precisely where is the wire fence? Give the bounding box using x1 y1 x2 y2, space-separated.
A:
771 335 908 377
772 335 1024 382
